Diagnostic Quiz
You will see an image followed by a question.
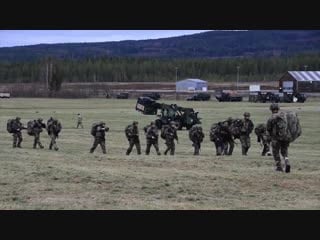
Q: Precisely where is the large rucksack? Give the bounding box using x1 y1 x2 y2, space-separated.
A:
161 125 169 139
91 122 100 136
125 125 133 138
7 119 15 133
27 120 35 136
254 123 266 136
273 111 301 142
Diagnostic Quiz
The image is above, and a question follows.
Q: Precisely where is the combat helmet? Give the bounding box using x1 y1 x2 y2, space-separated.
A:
269 103 279 112
244 112 250 117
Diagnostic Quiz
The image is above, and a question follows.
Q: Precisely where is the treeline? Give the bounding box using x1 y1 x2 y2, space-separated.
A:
0 53 320 85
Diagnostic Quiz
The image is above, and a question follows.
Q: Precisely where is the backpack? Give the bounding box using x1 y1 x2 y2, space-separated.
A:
161 125 169 139
254 123 266 136
27 120 35 136
273 111 301 142
91 123 100 136
7 119 15 133
209 124 219 142
125 125 133 138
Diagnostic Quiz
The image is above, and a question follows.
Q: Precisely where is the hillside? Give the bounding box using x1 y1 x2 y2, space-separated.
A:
1 30 320 62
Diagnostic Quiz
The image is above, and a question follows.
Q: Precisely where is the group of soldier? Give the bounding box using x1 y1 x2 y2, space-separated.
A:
8 117 61 151
6 103 293 172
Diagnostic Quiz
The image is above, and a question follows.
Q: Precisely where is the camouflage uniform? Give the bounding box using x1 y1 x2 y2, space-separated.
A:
254 123 271 156
12 117 26 148
210 122 232 156
144 122 161 155
239 112 254 155
47 117 61 151
125 121 141 155
222 117 235 155
163 122 178 155
32 118 46 149
189 125 204 155
266 103 290 172
90 122 109 154
76 113 83 128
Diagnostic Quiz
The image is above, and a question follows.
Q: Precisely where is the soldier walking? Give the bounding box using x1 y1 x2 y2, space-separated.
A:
32 118 46 149
239 112 254 155
76 113 83 128
90 121 109 154
47 117 62 151
9 117 26 148
222 117 235 155
125 121 141 155
189 125 204 155
163 121 178 155
144 121 161 155
266 103 291 172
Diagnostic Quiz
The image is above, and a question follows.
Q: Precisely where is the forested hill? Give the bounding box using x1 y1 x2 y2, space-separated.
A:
1 30 320 62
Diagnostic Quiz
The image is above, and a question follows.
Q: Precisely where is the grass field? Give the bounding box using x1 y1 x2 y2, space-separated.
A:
0 98 319 209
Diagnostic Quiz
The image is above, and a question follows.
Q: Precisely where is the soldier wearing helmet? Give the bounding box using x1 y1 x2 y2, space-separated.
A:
32 118 46 149
144 121 161 155
222 117 235 155
125 121 141 155
163 121 179 155
189 125 205 155
11 117 26 148
90 121 109 154
266 103 291 172
239 112 254 155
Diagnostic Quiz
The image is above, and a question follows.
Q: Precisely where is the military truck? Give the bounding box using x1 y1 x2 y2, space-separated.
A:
186 92 211 101
215 91 243 102
135 96 201 130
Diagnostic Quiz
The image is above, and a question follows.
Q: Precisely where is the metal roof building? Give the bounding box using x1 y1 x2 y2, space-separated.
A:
278 71 320 92
176 78 208 92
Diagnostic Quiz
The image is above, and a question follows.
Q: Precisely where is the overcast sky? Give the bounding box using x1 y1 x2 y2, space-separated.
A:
0 30 211 47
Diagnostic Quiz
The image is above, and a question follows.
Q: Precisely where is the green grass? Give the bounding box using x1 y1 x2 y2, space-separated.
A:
0 98 319 209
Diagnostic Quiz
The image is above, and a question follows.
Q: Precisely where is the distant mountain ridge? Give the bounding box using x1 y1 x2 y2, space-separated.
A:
1 30 320 61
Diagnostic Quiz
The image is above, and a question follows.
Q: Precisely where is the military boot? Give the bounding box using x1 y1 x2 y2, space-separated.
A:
39 143 44 149
275 162 283 172
284 157 291 173
157 152 161 156
54 147 59 151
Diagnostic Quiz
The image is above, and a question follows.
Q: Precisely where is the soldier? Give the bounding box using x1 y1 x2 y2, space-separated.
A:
11 117 26 148
189 125 205 155
266 103 290 172
90 121 109 154
222 117 235 155
239 112 254 155
144 121 161 155
163 121 178 155
125 121 141 155
47 117 62 151
254 123 272 156
28 118 46 149
210 122 232 156
76 113 83 129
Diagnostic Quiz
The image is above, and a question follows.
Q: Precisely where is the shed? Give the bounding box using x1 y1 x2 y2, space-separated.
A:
278 71 320 92
176 79 208 92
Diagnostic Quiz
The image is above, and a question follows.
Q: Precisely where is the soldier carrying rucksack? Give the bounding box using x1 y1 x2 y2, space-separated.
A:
47 117 62 151
266 103 301 173
7 117 26 148
163 121 178 155
189 125 204 155
144 121 161 155
27 118 46 149
239 112 254 156
125 121 141 155
210 122 232 156
90 121 109 154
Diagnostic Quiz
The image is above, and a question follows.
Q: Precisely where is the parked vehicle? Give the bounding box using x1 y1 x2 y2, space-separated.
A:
186 92 211 101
